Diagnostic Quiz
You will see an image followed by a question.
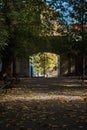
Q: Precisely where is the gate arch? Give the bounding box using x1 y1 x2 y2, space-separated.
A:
29 52 60 78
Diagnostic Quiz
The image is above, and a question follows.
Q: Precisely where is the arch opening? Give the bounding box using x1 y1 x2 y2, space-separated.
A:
29 52 60 78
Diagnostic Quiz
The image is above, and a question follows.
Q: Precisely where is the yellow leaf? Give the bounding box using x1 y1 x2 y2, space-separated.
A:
27 128 32 130
6 124 10 127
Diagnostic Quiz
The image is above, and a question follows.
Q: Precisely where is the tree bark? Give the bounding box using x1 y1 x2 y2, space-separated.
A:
1 56 12 77
13 56 16 77
82 54 85 78
68 57 72 75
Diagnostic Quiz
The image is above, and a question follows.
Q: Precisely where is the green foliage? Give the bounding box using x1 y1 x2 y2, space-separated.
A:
30 52 58 75
0 0 62 59
49 0 87 54
0 1 43 58
68 0 87 53
0 24 8 49
0 2 8 49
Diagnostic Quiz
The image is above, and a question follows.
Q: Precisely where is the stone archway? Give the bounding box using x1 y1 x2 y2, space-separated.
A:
14 52 76 78
14 50 86 78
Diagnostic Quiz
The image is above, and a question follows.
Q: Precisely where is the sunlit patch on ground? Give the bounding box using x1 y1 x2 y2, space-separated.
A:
0 92 85 102
0 86 87 102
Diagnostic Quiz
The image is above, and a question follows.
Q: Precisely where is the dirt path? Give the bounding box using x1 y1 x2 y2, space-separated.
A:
0 78 87 130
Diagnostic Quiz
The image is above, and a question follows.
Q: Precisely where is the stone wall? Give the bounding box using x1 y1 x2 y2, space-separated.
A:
16 58 29 77
60 54 76 76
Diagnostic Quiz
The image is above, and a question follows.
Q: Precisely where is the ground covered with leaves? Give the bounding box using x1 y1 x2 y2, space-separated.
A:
0 78 87 130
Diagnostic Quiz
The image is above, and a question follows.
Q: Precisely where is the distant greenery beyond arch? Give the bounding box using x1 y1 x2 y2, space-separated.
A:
30 52 59 77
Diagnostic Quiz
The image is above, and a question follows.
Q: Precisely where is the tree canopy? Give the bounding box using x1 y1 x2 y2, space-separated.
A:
48 0 87 54
0 0 87 76
0 0 61 76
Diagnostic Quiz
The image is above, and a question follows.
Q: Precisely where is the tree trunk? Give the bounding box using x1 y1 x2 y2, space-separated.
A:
1 56 12 78
13 56 16 77
68 57 71 75
82 54 85 78
75 56 78 76
81 54 85 87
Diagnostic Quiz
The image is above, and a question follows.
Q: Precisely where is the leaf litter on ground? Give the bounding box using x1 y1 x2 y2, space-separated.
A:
0 82 87 130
